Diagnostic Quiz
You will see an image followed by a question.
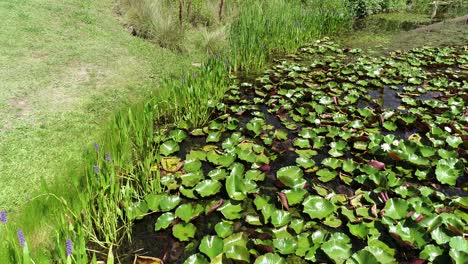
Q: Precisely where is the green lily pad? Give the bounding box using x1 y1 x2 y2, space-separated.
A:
208 168 227 180
217 200 243 220
224 233 250 262
436 159 461 186
273 237 297 255
169 129 187 143
316 168 337 182
184 158 202 172
293 138 311 148
303 196 335 219
321 233 352 264
183 254 209 264
226 163 247 201
207 131 222 143
254 253 285 264
199 235 224 260
175 203 204 222
159 195 182 212
160 140 180 156
296 156 316 169
181 170 204 187
173 223 197 242
195 180 222 197
215 221 234 238
384 198 409 220
446 136 462 148
419 244 444 262
346 249 379 264
283 188 307 206
277 166 306 188
271 210 292 227
155 212 176 231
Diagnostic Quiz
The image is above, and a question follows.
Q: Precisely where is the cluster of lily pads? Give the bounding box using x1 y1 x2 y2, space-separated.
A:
125 39 467 263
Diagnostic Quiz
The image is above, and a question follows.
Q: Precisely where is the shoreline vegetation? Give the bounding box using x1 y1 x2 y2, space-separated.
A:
1 0 466 263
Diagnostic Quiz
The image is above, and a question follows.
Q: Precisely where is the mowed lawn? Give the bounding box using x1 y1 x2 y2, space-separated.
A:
0 0 201 210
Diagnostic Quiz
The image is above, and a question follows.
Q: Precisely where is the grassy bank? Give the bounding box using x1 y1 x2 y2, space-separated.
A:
0 0 206 261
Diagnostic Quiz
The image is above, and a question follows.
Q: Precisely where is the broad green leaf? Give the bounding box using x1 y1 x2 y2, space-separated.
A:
184 159 202 172
273 237 297 255
346 249 379 264
155 212 176 231
449 236 468 252
322 158 342 169
367 238 396 264
419 244 444 262
208 168 227 180
296 156 316 168
384 198 409 220
159 195 182 212
172 223 196 241
195 180 222 197
145 194 163 212
226 163 247 200
169 129 187 143
254 253 285 264
175 203 204 222
215 221 233 238
283 188 307 206
388 221 428 248
271 210 291 227
277 166 306 188
159 140 180 156
181 170 204 187
303 196 335 219
436 160 461 186
293 138 311 148
224 233 250 262
217 201 243 220
199 235 224 260
316 168 337 182
183 254 209 264
206 131 222 143
446 136 462 148
321 233 352 264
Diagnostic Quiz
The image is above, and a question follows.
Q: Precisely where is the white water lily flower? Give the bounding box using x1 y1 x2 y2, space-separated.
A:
381 143 391 152
444 126 452 133
314 119 321 125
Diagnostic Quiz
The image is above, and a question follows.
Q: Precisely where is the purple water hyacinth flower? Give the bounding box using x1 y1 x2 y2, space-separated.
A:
94 142 99 151
105 152 112 162
0 210 6 224
65 238 73 256
17 229 25 247
93 165 100 174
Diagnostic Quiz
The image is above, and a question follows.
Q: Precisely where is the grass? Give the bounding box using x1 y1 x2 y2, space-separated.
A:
0 0 207 259
0 0 203 209
228 0 351 72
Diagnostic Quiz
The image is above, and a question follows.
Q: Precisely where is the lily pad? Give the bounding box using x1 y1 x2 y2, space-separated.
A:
303 196 335 219
160 140 180 156
277 166 306 188
173 223 197 242
199 235 224 260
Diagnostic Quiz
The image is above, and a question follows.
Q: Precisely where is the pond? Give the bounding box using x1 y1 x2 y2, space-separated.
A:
115 12 467 264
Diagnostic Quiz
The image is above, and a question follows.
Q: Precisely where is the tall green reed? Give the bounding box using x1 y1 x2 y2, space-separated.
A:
229 0 352 72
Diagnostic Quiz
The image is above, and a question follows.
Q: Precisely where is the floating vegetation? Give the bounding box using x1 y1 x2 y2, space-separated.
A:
118 39 467 263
